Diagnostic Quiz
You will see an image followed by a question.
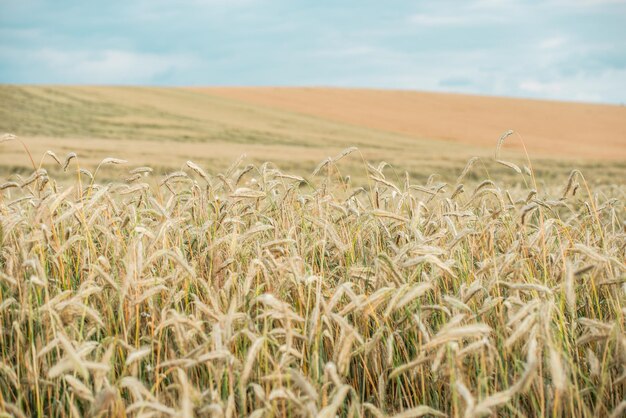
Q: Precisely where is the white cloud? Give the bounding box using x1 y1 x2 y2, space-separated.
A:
32 48 197 84
538 36 567 50
312 46 387 58
408 14 470 27
570 0 626 5
304 39 626 104
131 0 258 20
519 69 626 102
519 80 563 95
545 0 626 7
407 2 514 28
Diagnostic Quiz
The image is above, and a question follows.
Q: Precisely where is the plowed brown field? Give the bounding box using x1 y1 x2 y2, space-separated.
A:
199 87 626 160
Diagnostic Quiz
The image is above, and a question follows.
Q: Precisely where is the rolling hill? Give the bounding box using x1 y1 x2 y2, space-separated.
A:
1 85 624 184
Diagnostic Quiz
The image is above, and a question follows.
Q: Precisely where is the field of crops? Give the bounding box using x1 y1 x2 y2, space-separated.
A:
2 85 625 187
1 133 624 417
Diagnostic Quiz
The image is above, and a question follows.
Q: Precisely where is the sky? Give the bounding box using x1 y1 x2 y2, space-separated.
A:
1 0 625 104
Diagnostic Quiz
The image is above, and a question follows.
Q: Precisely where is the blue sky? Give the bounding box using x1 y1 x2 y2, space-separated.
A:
1 0 625 103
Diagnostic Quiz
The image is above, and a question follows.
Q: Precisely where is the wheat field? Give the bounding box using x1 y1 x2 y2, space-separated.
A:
0 132 624 417
2 85 625 187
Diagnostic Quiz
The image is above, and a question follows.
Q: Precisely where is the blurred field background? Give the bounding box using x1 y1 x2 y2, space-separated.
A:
2 85 625 185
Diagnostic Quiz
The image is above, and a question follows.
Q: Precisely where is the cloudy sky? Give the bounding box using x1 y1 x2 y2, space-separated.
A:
1 0 625 103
